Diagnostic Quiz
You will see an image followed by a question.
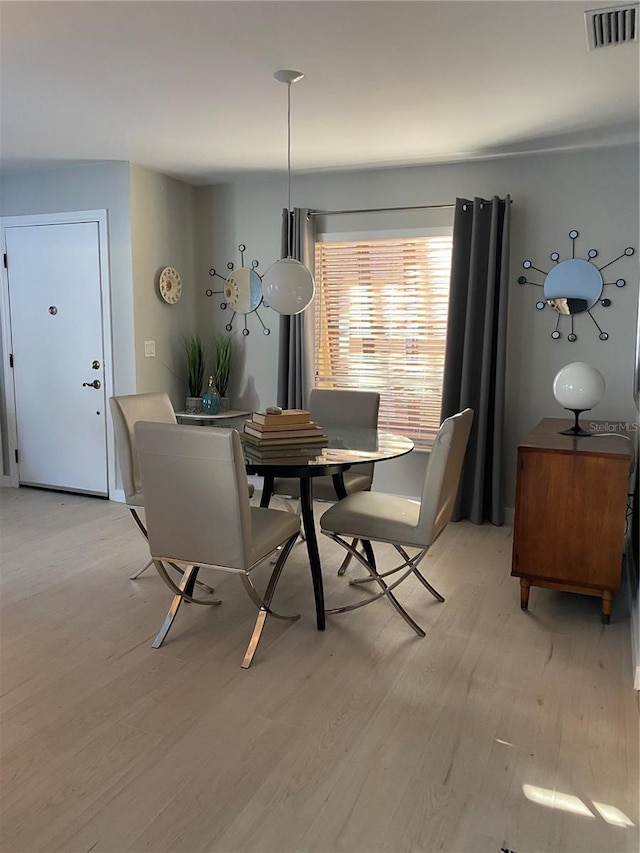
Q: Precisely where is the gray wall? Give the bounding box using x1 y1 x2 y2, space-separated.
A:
0 161 137 396
1 146 638 508
0 161 203 485
129 164 199 409
0 162 137 485
195 145 639 507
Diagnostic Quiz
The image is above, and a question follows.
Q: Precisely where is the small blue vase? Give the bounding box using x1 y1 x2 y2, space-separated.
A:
201 376 221 414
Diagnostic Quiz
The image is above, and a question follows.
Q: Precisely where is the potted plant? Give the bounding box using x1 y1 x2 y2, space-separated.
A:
213 333 233 411
184 334 206 413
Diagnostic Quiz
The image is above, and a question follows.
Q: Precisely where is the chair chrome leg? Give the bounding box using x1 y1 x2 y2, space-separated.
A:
152 563 200 648
240 534 300 668
129 558 153 580
337 538 359 575
377 584 426 637
241 609 268 668
129 507 148 538
159 561 216 596
349 547 425 584
395 545 445 602
337 539 376 576
155 561 222 606
337 552 351 575
241 600 299 668
162 560 215 604
323 533 426 637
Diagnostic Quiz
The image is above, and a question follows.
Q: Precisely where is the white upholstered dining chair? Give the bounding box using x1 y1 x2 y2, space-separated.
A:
271 389 380 504
134 422 301 667
271 389 380 572
320 408 474 635
109 392 178 580
110 391 254 583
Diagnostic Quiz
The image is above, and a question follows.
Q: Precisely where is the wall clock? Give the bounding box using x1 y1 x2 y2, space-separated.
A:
206 244 271 336
158 267 183 304
518 230 634 341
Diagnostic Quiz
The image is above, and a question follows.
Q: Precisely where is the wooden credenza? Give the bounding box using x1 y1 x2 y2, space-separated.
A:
511 418 632 623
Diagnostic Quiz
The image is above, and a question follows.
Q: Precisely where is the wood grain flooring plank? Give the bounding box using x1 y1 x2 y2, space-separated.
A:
0 486 637 853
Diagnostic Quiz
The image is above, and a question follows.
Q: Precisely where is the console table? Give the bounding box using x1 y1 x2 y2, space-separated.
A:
511 418 632 623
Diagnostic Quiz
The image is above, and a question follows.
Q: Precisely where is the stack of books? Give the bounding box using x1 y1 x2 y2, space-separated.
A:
242 409 328 459
243 444 325 466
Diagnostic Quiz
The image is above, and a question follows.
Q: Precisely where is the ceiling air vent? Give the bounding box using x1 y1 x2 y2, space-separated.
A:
585 4 638 50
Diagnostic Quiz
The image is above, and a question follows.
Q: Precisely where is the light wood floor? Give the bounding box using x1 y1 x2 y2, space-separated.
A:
1 486 638 853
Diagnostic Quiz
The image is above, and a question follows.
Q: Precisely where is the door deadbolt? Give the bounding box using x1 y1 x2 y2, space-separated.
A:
92 360 101 370
82 379 101 389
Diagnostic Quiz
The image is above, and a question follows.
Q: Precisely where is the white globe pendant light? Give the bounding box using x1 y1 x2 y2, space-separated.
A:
262 70 315 315
262 257 314 315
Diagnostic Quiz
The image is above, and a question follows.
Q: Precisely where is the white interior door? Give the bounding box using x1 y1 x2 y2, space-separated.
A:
6 221 108 495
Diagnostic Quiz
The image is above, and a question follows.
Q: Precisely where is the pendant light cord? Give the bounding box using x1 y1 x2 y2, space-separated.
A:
274 69 304 260
286 81 292 258
287 82 292 216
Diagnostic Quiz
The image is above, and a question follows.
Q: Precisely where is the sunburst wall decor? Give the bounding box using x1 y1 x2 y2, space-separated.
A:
206 244 271 336
518 229 634 341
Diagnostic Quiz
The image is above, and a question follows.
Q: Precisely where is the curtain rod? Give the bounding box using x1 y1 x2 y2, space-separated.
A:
308 199 513 217
309 203 455 217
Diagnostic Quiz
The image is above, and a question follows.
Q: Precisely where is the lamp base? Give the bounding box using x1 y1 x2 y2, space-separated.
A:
557 408 592 437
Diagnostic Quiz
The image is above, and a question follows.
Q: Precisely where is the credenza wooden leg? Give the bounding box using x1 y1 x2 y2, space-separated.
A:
601 592 613 625
520 579 531 610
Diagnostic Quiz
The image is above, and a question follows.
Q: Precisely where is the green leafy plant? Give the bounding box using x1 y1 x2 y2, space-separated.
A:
184 334 206 397
213 333 232 398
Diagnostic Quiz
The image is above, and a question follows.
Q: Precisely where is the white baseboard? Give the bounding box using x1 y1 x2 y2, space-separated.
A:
109 488 125 504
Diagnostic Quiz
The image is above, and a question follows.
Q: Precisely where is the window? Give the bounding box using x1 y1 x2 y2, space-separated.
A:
314 231 452 444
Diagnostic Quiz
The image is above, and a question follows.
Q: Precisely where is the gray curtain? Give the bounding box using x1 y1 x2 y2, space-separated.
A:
276 207 316 409
441 195 511 525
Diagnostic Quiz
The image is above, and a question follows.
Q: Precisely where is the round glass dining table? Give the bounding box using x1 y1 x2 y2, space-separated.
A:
215 417 415 630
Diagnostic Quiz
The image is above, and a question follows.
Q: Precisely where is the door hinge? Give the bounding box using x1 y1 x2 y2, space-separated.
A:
14 448 19 464
3 253 7 269
9 353 13 368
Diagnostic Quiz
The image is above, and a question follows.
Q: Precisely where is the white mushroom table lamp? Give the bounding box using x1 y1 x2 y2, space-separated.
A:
552 361 606 436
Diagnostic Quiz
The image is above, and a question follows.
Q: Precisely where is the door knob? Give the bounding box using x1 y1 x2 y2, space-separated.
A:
82 379 101 389
92 360 101 370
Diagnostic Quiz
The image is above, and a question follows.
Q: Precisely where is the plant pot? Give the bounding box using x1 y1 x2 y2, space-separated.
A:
185 396 203 414
220 396 230 413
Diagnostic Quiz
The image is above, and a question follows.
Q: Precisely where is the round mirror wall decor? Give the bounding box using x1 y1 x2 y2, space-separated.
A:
206 244 271 336
518 230 635 341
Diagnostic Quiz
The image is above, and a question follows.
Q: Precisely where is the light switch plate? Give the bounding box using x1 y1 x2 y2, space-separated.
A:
144 340 156 357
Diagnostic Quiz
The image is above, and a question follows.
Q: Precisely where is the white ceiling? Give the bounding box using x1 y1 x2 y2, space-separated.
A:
1 0 638 185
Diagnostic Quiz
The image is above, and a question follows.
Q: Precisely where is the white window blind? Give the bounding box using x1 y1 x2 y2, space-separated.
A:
314 233 452 443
